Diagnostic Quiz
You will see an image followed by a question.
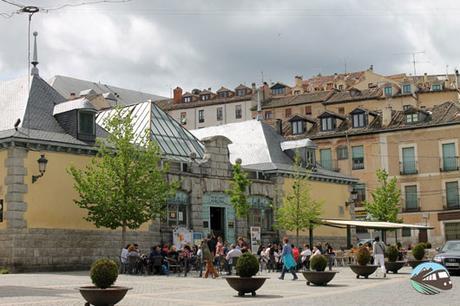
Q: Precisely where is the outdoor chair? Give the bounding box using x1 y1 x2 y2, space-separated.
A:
335 250 346 266
127 256 140 274
150 256 163 275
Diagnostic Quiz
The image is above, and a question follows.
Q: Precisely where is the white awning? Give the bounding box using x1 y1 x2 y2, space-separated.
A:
280 138 316 151
322 219 434 230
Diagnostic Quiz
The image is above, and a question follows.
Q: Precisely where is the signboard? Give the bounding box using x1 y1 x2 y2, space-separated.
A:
250 226 261 254
193 232 203 246
173 227 193 250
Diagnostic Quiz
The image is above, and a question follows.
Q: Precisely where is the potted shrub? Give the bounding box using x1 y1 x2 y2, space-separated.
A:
302 255 337 286
224 253 268 296
78 258 131 306
384 245 405 274
349 246 378 279
408 243 428 268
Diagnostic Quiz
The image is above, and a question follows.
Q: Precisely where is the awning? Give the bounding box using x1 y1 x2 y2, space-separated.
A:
321 219 434 230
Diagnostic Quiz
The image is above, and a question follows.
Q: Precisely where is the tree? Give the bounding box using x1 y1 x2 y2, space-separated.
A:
364 169 401 223
68 107 177 247
276 152 323 247
226 159 252 218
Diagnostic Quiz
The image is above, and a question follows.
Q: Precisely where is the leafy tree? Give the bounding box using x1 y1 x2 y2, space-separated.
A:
68 107 177 247
276 152 323 246
226 159 252 218
364 169 401 223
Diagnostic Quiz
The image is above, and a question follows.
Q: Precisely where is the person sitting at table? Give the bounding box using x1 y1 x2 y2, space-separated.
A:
225 244 242 275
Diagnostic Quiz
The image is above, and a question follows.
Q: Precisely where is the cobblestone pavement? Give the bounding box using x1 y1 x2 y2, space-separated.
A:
0 267 458 306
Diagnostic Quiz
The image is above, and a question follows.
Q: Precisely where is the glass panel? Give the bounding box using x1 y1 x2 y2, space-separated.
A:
405 185 418 210
352 146 364 169
79 112 94 135
446 181 459 208
402 147 416 174
442 143 457 171
320 149 332 170
445 223 460 240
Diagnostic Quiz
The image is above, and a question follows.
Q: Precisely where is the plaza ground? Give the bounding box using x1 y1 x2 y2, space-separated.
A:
0 267 458 306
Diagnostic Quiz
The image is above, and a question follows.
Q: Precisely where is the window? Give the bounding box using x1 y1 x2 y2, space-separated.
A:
338 85 344 90
201 94 210 101
320 117 335 131
216 107 223 121
404 185 418 211
401 147 417 174
235 105 242 119
320 148 333 170
445 222 460 240
384 86 393 96
354 184 366 203
405 113 418 123
218 91 229 98
352 113 366 128
78 111 95 135
166 192 189 227
446 181 459 209
236 89 246 96
285 108 292 118
250 208 262 227
305 106 312 115
293 90 301 95
272 87 285 95
336 146 348 160
402 84 411 94
432 84 442 91
198 110 205 123
442 143 457 171
264 111 273 120
352 145 364 170
338 107 345 115
183 96 192 103
291 120 305 135
403 105 412 111
402 228 411 237
180 112 187 125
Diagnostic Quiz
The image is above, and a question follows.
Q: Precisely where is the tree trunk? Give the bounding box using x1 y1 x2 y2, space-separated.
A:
121 224 127 249
309 226 313 248
296 228 299 247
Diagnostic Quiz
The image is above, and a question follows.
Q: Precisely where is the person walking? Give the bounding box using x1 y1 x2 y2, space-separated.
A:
278 237 298 280
373 236 386 278
202 239 219 278
325 243 335 271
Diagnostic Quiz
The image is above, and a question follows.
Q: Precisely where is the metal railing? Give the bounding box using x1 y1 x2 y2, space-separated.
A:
317 159 340 172
440 157 459 172
399 160 418 175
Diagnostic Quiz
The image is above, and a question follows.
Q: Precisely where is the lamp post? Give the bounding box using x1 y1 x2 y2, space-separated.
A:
32 154 48 183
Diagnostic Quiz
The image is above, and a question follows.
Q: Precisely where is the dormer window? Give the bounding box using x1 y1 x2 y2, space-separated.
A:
406 113 419 124
384 86 393 96
402 84 411 94
183 96 192 103
218 91 229 98
431 84 442 91
201 94 210 101
352 112 367 128
236 89 246 96
321 117 336 131
78 111 95 136
291 120 306 135
272 87 285 95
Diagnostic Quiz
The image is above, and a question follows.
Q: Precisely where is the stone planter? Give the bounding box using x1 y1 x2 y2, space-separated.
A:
224 276 268 296
408 260 429 269
384 261 405 274
349 264 378 279
302 271 337 286
78 286 131 306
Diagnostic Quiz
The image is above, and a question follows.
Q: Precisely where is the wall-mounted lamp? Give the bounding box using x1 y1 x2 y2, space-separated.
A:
346 190 359 206
32 154 48 183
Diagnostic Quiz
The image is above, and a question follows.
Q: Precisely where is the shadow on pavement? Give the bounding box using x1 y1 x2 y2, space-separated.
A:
233 294 283 299
0 286 74 298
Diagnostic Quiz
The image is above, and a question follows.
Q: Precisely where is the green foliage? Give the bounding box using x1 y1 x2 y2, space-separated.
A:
226 162 251 218
90 259 118 289
425 242 432 249
364 169 401 222
386 245 399 262
0 267 9 274
236 253 259 277
412 243 426 260
357 247 371 265
275 152 323 244
68 107 177 246
310 255 328 272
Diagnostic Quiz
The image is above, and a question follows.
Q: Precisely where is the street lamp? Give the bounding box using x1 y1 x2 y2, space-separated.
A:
32 154 48 183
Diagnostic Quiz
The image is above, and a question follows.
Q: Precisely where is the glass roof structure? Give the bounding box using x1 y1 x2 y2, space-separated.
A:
97 101 204 162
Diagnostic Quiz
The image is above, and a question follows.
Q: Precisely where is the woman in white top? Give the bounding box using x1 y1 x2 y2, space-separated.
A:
300 244 312 270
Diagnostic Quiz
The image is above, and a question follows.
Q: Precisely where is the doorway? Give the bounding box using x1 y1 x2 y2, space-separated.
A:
418 229 428 243
210 207 225 239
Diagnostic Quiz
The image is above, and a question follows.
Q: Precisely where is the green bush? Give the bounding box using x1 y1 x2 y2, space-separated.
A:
310 255 327 271
0 267 9 274
90 259 118 289
412 243 426 261
236 253 259 277
386 245 399 262
357 246 371 265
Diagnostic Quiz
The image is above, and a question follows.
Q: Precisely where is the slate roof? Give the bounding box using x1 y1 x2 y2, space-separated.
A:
49 75 165 106
261 90 334 110
324 87 382 104
157 94 253 111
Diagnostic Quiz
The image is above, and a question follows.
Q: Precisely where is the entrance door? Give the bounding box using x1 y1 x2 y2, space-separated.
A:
418 229 428 243
210 207 225 239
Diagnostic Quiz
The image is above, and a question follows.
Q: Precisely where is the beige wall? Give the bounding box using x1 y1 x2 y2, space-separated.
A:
0 149 6 229
418 91 459 108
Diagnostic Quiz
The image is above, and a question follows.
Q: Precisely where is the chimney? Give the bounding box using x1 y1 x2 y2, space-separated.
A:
455 69 459 89
294 75 303 88
173 86 183 104
423 72 428 83
382 106 392 126
251 82 256 92
369 64 374 71
70 92 76 100
275 119 283 135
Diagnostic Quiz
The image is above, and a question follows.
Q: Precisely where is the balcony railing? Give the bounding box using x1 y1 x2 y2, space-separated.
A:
402 198 420 212
440 157 459 172
352 158 364 170
443 195 460 210
317 159 340 172
400 160 418 175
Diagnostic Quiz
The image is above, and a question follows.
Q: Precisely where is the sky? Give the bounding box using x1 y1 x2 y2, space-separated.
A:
1 0 460 97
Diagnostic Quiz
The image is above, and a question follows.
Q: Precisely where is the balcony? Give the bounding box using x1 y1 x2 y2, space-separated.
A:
400 160 418 175
402 198 420 212
402 206 420 213
317 159 340 172
440 157 459 172
443 195 460 210
352 158 364 170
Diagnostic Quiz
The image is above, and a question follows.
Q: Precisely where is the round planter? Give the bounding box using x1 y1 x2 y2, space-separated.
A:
408 259 428 269
384 261 405 274
302 271 337 286
224 276 268 296
78 286 132 306
349 264 378 279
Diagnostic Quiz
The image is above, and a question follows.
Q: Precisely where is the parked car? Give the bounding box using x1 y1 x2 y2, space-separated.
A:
433 240 460 273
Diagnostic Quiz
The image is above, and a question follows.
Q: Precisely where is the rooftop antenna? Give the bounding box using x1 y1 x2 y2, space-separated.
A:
393 50 426 77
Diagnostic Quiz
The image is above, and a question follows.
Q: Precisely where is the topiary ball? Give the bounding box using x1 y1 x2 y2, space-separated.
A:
357 246 371 266
386 245 399 262
310 255 327 271
90 258 119 289
412 243 426 261
236 253 259 277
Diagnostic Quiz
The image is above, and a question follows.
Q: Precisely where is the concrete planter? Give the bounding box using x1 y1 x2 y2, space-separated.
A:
224 276 268 296
385 261 405 274
349 264 378 279
78 286 131 306
302 271 337 286
408 260 429 269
